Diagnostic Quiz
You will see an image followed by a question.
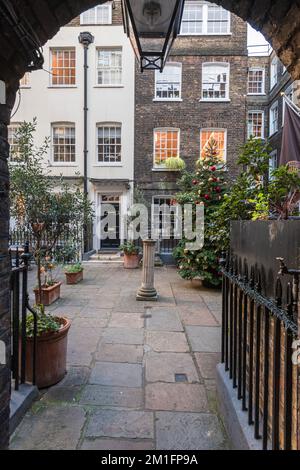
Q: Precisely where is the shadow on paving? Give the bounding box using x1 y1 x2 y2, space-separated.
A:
10 265 229 451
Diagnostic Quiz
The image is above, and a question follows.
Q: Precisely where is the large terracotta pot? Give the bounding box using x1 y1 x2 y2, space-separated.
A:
25 317 71 388
65 270 83 285
34 282 62 306
124 253 140 269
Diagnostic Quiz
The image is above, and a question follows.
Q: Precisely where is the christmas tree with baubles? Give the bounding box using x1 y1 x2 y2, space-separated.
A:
173 137 229 286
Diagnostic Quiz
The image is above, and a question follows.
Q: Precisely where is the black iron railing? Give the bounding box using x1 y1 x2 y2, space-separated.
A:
10 243 38 390
220 255 298 451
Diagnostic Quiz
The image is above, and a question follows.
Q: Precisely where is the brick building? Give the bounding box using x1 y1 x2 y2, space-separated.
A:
134 1 248 250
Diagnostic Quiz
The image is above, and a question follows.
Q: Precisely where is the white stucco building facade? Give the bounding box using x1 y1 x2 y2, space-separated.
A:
10 1 135 251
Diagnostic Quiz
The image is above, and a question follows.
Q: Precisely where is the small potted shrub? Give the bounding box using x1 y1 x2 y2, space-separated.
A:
33 256 62 306
119 241 140 269
64 262 84 285
165 157 186 171
24 306 71 389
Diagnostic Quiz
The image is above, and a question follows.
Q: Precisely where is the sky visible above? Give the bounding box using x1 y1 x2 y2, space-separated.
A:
247 24 270 55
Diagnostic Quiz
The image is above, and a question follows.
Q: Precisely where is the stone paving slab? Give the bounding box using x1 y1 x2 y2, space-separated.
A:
109 312 144 329
179 308 218 326
195 353 221 380
80 385 143 409
80 438 154 450
145 308 183 332
89 362 143 388
145 352 199 383
145 331 189 353
155 412 228 450
145 383 208 412
86 410 154 439
103 328 144 345
10 405 87 450
96 343 144 364
185 326 221 353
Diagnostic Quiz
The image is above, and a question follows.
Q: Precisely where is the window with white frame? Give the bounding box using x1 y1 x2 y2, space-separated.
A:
154 128 180 167
180 1 230 35
270 57 278 90
248 68 265 95
269 150 277 180
282 84 293 124
80 3 112 24
202 62 229 100
200 129 227 161
155 63 182 100
152 196 178 241
97 49 122 85
52 124 76 163
97 124 122 163
269 101 279 135
20 72 30 88
8 124 21 161
247 111 264 139
50 49 76 86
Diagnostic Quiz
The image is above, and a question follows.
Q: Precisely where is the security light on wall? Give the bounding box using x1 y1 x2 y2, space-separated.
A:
121 0 185 72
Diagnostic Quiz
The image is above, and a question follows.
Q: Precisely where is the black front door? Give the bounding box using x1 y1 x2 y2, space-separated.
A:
101 196 120 250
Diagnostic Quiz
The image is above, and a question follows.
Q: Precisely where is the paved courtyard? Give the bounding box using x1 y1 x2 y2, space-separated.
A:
11 264 229 450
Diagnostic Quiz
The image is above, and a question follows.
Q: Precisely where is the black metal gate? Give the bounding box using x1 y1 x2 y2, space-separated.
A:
10 243 38 390
220 254 298 450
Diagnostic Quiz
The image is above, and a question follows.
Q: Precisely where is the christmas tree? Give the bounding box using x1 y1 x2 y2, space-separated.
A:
173 137 228 286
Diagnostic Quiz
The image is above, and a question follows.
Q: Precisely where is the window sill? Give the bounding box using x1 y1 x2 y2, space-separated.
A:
179 33 232 37
199 99 231 103
247 93 266 96
94 85 124 88
49 163 78 167
48 86 77 89
93 163 123 167
20 86 31 89
152 167 181 172
153 98 183 102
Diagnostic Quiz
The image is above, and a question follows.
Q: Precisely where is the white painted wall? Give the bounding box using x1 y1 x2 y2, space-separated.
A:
12 25 135 183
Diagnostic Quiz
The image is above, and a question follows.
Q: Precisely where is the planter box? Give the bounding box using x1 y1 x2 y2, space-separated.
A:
24 317 71 388
65 270 83 285
124 253 140 269
34 282 62 306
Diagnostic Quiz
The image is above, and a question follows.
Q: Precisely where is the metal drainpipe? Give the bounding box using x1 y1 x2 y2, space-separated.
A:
78 32 94 252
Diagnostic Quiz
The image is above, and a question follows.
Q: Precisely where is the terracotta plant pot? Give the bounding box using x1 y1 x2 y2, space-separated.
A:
34 282 62 306
25 317 71 389
65 270 83 285
124 253 140 269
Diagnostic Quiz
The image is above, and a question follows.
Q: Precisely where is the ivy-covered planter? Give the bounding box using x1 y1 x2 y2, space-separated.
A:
34 282 62 306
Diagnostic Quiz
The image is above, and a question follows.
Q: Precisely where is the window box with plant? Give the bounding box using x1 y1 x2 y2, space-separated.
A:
9 120 94 388
119 241 140 269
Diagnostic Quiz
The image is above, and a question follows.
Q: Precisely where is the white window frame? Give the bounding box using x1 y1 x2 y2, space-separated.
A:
154 62 182 101
80 3 112 25
8 123 22 162
153 128 180 169
270 57 278 90
247 110 265 139
96 48 123 87
269 101 279 136
20 72 31 88
180 1 231 36
282 84 294 125
49 48 76 87
96 122 122 166
51 123 77 165
201 62 230 102
269 150 278 180
200 128 227 162
152 195 180 241
248 68 265 95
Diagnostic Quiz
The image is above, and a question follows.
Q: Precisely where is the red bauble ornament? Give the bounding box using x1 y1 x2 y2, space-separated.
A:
215 186 221 193
192 179 198 185
204 194 210 200
210 166 216 172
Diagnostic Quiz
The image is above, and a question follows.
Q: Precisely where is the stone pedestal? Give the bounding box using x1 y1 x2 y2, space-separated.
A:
136 240 158 301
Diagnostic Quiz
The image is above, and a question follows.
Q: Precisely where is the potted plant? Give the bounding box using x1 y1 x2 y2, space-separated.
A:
9 120 94 388
165 156 186 170
33 256 62 306
64 262 84 285
119 241 140 269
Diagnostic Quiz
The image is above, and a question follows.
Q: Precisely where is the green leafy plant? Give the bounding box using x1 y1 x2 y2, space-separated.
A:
268 166 300 219
26 309 61 338
64 262 83 274
165 157 186 170
119 241 139 255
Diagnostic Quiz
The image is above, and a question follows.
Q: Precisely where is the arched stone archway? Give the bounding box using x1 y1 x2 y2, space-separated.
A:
1 0 300 450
